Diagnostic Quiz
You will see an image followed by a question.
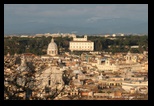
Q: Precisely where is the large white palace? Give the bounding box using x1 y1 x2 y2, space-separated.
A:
69 35 94 52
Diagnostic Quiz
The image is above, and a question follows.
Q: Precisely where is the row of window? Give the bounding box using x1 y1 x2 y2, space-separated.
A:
70 48 93 51
70 46 92 49
48 50 57 54
73 38 87 41
70 43 93 45
70 48 93 50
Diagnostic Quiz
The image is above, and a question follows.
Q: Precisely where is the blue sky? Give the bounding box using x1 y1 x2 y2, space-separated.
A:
4 4 148 35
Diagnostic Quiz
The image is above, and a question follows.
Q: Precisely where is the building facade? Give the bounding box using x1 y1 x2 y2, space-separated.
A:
95 51 143 72
34 66 64 98
69 35 94 52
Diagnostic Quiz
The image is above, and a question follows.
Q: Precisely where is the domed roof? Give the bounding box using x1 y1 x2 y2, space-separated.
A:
47 38 58 51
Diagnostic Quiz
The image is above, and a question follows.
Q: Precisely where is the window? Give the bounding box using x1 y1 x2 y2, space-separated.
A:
26 89 32 99
45 87 50 93
48 80 51 86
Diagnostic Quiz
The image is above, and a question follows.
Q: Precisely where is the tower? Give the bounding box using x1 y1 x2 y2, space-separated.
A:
7 52 10 57
133 56 138 63
126 51 132 64
97 58 102 65
105 58 110 66
21 56 26 66
84 35 87 41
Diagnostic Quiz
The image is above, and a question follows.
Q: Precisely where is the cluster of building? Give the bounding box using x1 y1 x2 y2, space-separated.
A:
4 32 149 39
35 33 76 38
4 33 76 38
4 35 148 100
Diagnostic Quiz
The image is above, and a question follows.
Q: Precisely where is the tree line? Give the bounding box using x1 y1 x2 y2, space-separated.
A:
4 35 148 55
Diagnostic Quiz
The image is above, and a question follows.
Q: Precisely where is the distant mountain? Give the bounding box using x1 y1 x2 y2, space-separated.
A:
4 18 148 35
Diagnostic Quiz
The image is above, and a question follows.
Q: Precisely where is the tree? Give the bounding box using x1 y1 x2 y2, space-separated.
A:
95 40 102 51
4 35 148 55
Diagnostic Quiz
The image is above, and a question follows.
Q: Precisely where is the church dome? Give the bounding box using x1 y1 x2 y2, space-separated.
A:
47 38 58 51
47 38 58 56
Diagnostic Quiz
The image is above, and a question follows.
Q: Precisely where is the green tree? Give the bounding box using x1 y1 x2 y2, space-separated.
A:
95 40 102 51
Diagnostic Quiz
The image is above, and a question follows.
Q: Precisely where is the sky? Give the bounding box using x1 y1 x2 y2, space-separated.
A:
4 4 148 35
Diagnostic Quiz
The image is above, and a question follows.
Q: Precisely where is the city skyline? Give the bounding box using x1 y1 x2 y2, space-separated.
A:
4 35 148 100
4 4 148 35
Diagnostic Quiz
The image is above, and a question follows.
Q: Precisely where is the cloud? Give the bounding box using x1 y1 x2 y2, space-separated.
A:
86 16 121 23
86 17 103 23
26 19 46 24
71 31 78 33
4 4 89 17
4 4 148 34
90 4 148 20
37 8 89 18
4 4 38 15
4 4 148 19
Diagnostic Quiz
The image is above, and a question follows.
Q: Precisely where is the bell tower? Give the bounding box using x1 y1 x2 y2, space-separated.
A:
126 51 132 64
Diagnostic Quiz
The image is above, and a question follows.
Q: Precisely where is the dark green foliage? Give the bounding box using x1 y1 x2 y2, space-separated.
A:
4 35 148 55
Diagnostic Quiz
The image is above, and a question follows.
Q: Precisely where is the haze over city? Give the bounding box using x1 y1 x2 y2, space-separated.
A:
4 4 148 35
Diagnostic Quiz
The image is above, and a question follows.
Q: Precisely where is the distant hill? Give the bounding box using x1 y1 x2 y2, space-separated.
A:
4 18 148 35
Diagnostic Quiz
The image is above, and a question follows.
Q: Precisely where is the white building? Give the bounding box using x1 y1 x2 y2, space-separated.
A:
51 33 61 37
104 35 110 37
20 35 28 37
121 33 124 36
69 35 94 52
112 34 116 37
131 46 139 48
47 38 58 56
